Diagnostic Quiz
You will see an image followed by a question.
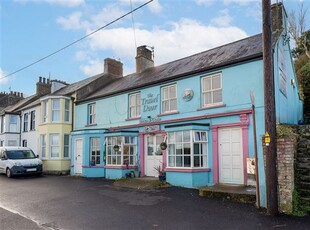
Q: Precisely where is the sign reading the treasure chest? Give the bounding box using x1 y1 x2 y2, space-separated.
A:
142 93 159 112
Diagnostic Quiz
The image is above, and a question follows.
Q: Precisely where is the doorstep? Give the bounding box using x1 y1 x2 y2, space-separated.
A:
198 184 256 205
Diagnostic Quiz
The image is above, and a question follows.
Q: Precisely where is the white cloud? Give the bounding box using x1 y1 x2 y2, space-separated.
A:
0 68 10 85
194 0 215 6
80 17 247 76
56 12 85 30
14 0 84 7
211 9 232 27
223 0 259 5
80 59 103 76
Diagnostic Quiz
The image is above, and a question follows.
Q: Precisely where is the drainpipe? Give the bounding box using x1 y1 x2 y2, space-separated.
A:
19 113 22 146
251 91 260 208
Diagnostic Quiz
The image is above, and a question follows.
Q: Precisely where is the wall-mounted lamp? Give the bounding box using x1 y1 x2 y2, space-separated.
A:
291 79 295 87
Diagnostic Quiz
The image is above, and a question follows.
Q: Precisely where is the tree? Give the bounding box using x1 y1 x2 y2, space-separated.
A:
289 3 310 59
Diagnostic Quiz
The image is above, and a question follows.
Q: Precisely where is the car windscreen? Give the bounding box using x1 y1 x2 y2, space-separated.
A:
6 150 36 159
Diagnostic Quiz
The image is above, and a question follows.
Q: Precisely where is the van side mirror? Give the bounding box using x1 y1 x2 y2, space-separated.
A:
1 156 7 160
36 155 39 158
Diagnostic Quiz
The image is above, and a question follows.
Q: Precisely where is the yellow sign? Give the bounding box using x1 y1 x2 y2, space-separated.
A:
265 131 270 144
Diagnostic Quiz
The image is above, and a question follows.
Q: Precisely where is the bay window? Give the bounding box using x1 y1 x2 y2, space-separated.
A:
167 130 208 168
90 137 100 165
106 136 137 166
50 134 59 158
52 99 60 122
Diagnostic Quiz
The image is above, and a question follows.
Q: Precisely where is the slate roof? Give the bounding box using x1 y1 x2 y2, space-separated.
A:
77 33 263 103
0 94 38 115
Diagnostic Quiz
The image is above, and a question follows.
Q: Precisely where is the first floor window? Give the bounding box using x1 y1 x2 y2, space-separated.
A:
64 134 70 158
30 111 35 130
40 135 46 158
129 93 141 118
90 137 100 165
106 136 137 166
161 84 177 113
23 113 28 132
50 134 59 158
88 103 96 125
202 73 222 107
167 130 208 168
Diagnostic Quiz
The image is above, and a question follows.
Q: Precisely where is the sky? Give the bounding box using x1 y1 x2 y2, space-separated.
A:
1 0 309 96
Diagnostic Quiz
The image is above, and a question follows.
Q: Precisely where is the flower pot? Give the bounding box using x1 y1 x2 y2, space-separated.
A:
159 175 166 181
160 142 167 150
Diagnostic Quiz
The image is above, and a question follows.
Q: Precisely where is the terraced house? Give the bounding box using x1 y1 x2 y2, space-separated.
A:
69 2 302 208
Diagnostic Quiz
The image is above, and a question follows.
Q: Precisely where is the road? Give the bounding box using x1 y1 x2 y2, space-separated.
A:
0 175 309 230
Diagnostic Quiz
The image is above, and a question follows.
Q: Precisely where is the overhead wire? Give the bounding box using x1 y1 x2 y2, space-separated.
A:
2 0 153 80
130 0 138 49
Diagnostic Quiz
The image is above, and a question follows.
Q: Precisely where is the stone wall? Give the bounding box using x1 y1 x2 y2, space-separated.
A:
296 125 310 209
303 75 310 124
277 136 297 213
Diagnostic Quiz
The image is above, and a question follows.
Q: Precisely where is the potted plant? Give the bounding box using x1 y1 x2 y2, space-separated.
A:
90 160 96 166
160 142 167 150
154 163 166 181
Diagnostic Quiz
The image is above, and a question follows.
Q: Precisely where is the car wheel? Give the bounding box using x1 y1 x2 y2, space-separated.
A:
6 168 12 178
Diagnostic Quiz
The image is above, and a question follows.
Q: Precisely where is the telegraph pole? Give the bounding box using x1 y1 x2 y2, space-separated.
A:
262 0 278 215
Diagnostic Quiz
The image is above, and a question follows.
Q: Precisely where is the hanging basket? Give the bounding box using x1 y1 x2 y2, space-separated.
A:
113 145 120 152
160 142 167 150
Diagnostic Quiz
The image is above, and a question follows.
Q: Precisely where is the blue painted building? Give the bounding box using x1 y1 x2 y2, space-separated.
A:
70 3 302 208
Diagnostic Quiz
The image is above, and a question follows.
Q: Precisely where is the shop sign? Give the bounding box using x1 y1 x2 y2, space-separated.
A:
143 125 160 132
142 93 159 112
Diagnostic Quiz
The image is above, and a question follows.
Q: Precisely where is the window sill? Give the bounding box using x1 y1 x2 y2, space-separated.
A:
165 168 211 173
104 165 138 169
82 165 105 168
157 111 179 117
85 123 97 127
197 104 226 111
125 116 141 121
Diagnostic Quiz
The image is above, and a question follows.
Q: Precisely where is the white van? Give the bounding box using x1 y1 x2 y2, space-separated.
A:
0 147 43 178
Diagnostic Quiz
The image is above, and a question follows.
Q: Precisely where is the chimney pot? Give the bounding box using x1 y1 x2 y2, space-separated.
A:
39 76 42 83
135 45 154 73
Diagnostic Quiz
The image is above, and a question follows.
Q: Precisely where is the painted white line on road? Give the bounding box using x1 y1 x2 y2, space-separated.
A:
0 204 58 230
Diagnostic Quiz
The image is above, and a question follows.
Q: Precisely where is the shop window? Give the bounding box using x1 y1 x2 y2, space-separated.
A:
167 130 208 168
106 136 137 166
90 137 100 165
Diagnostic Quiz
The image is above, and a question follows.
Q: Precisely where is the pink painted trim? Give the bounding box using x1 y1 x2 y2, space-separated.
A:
242 126 249 184
211 113 250 185
104 165 138 169
212 128 219 184
197 104 226 111
82 165 105 168
139 133 145 177
165 168 211 173
109 108 252 131
157 111 179 117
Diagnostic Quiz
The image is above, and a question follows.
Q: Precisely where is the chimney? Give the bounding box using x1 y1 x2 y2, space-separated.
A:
104 58 123 77
36 76 51 96
135 45 154 73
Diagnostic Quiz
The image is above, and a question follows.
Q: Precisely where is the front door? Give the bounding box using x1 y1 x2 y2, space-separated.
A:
219 127 243 184
74 139 83 174
145 134 163 177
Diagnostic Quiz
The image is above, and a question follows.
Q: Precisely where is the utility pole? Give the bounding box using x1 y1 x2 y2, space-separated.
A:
262 0 278 215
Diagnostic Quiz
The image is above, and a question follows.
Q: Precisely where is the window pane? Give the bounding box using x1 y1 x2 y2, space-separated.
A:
162 87 168 100
194 143 199 155
168 156 175 167
184 143 191 155
183 131 190 142
212 75 221 89
194 156 200 167
168 144 175 155
162 101 169 113
184 156 191 167
169 85 176 98
204 92 212 105
176 132 182 143
201 132 207 141
170 99 177 111
176 156 182 167
203 78 211 91
176 144 182 155
213 90 222 103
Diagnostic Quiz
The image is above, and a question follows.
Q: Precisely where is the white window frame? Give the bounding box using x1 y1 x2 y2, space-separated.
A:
64 134 70 158
106 136 137 166
201 73 223 107
23 113 28 132
64 99 70 122
88 103 96 125
90 137 100 165
52 99 60 122
167 130 208 168
129 93 141 119
40 134 47 159
50 134 60 159
30 111 35 130
42 100 48 123
161 84 177 113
